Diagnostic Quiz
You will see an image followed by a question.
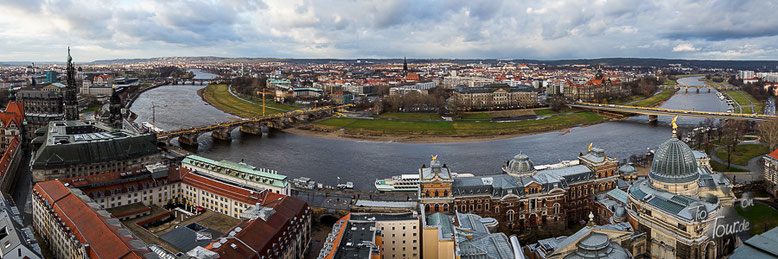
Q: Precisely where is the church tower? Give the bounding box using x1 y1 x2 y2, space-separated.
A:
108 86 123 128
64 47 79 120
402 56 408 76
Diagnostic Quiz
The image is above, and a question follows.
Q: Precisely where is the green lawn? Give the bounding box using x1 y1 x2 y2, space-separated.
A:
631 90 677 107
376 112 443 120
611 95 647 105
736 203 778 235
317 112 604 136
715 144 770 166
459 113 492 120
79 105 102 114
201 84 283 117
710 160 749 172
662 79 678 85
533 108 572 116
726 91 763 114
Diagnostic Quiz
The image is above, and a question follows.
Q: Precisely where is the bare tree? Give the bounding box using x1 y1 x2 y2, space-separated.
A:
759 118 778 151
722 120 747 168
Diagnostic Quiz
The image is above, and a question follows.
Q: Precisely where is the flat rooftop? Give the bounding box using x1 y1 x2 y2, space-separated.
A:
123 208 241 254
350 212 417 221
333 221 378 259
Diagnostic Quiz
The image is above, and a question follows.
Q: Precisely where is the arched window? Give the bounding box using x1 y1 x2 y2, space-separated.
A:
443 204 449 212
425 191 430 197
553 203 560 214
425 204 430 212
434 190 439 197
507 210 515 222
444 190 448 197
434 204 440 212
461 205 466 211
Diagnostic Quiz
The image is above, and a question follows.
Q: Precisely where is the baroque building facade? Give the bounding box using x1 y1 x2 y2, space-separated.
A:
418 145 620 230
626 128 733 259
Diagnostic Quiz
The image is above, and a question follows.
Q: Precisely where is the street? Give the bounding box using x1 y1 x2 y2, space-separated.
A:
11 151 33 226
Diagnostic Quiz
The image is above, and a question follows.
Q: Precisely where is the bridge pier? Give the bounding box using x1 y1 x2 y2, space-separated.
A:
685 88 688 93
697 88 700 93
708 88 711 93
211 127 233 141
240 122 263 136
648 115 658 125
177 133 200 147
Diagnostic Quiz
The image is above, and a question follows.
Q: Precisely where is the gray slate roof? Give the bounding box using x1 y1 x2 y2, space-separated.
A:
453 165 592 198
32 120 159 169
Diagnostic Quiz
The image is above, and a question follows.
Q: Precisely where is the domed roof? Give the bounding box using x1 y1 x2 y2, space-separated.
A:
649 137 700 184
506 153 534 176
618 164 636 174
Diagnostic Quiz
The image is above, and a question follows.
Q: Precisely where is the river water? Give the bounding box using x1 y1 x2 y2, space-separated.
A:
131 74 727 189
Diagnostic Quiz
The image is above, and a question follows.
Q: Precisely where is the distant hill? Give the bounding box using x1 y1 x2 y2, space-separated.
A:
78 57 778 70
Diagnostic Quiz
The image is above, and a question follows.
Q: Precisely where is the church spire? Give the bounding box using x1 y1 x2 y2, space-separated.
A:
64 46 79 120
402 56 408 76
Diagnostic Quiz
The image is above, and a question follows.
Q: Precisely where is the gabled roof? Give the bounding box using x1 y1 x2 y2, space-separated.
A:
207 193 308 258
769 149 778 160
0 102 24 128
33 181 151 259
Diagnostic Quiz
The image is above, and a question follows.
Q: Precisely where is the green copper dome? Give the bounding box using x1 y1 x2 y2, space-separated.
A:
649 137 699 183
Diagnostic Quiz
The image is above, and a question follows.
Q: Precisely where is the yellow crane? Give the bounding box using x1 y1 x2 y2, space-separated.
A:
256 90 275 116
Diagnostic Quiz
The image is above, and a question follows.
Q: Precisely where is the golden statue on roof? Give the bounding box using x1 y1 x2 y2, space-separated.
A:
431 155 438 161
672 116 678 136
588 143 593 152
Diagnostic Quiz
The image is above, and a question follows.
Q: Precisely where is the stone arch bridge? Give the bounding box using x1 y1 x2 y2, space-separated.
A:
156 104 352 147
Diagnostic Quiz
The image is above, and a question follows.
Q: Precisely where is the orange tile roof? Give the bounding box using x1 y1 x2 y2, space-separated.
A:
58 166 181 200
33 181 150 259
0 101 24 128
180 167 262 204
0 137 19 178
208 194 309 258
769 149 778 160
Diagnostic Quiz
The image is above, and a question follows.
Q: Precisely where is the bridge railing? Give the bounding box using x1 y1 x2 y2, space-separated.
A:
157 104 353 138
573 102 778 119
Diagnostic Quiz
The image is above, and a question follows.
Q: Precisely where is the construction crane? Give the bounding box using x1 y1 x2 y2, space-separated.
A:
255 90 275 116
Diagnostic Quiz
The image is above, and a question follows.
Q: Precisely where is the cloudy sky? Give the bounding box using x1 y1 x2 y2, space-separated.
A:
2 0 778 62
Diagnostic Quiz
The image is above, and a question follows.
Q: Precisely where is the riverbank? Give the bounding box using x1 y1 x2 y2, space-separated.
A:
289 111 610 143
195 82 677 142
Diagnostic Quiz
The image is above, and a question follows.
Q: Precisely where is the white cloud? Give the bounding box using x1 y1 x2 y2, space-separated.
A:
2 0 778 61
673 43 699 52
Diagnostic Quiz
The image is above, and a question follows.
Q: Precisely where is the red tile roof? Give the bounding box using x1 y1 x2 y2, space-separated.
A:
0 136 19 178
180 167 262 204
769 149 778 160
0 101 23 128
33 181 150 259
207 193 309 258
58 166 181 200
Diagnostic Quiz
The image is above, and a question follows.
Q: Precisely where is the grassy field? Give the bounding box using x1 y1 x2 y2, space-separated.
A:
459 113 491 120
726 91 763 114
377 112 443 120
201 84 283 117
79 105 102 114
631 90 677 107
736 203 778 235
715 144 770 166
316 112 604 136
662 79 678 85
710 160 749 172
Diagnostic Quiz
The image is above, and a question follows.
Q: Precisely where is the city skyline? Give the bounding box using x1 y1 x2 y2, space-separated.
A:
3 0 778 62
